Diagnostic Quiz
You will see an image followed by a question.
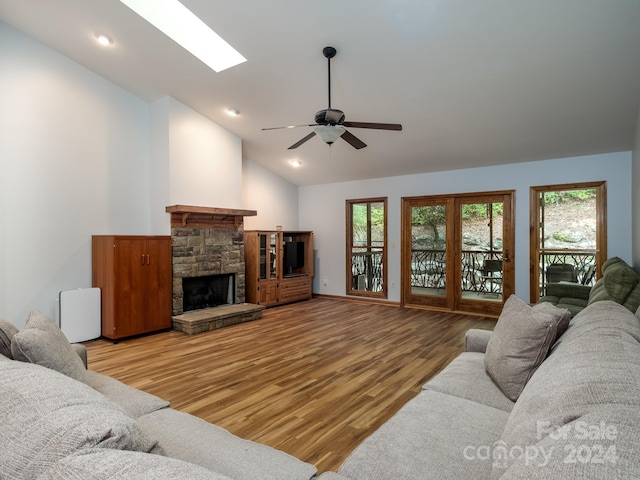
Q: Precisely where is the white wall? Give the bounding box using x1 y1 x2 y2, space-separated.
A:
0 22 151 326
300 152 632 302
167 98 243 210
149 98 171 233
149 96 244 232
632 106 640 270
242 160 299 230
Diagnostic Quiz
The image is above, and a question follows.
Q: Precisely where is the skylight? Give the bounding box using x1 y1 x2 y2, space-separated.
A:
119 0 246 72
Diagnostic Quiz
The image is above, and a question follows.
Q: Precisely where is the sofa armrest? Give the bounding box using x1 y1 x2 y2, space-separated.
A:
545 282 591 300
71 343 88 369
464 329 493 353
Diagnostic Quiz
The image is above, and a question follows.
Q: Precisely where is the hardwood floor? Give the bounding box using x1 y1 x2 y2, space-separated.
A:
85 297 495 473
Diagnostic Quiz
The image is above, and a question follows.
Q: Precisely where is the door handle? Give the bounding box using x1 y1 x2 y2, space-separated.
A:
504 249 510 263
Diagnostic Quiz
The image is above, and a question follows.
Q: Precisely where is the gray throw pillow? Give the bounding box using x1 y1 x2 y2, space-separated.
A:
532 301 571 342
485 295 557 401
0 318 19 359
11 310 88 384
0 361 162 480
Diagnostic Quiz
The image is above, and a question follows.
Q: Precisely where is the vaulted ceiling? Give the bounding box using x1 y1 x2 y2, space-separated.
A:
1 0 639 185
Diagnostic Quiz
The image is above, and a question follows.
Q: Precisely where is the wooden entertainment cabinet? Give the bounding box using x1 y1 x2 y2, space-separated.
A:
244 230 314 307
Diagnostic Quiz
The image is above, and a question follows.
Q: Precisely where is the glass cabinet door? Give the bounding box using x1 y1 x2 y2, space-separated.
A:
259 234 268 280
258 233 279 281
269 233 278 279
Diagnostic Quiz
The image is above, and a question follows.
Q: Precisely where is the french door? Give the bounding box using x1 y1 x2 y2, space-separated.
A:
401 191 514 316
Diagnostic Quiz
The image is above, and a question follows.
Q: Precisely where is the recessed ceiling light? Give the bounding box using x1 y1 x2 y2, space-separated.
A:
119 0 246 72
227 109 240 116
96 34 113 46
290 160 302 168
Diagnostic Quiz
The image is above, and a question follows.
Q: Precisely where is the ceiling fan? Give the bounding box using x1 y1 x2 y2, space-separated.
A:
262 46 402 150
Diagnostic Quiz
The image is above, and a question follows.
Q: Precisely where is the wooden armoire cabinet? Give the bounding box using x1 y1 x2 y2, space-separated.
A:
244 230 314 307
92 235 172 340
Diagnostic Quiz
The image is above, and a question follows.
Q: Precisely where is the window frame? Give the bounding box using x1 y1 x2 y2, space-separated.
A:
529 181 607 303
346 197 388 298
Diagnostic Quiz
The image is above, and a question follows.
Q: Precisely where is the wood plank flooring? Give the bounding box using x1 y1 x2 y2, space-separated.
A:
85 297 495 473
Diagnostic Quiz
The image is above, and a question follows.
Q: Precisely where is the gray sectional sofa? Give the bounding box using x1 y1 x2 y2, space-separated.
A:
326 297 640 479
2 297 640 479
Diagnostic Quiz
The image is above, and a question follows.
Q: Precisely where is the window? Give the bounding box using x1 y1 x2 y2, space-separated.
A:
346 198 387 298
529 181 607 302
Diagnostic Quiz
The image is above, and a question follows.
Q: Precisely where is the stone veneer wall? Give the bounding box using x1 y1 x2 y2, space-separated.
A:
171 226 245 315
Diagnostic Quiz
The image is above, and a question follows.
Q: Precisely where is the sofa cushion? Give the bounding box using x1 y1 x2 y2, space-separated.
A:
316 474 352 480
338 390 509 480
11 310 88 384
0 360 162 480
85 370 170 419
544 282 592 301
555 300 587 317
588 257 640 313
484 295 559 401
39 449 234 480
423 352 515 412
493 301 640 478
602 257 638 299
0 318 19 359
136 408 317 480
464 328 493 353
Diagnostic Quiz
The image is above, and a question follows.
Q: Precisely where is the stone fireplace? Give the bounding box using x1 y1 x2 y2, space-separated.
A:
182 273 236 312
166 205 265 334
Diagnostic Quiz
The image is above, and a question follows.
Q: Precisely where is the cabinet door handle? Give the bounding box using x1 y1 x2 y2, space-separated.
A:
146 254 150 265
141 254 145 265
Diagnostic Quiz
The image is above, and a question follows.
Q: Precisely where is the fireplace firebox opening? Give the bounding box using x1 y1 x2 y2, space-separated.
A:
182 274 236 313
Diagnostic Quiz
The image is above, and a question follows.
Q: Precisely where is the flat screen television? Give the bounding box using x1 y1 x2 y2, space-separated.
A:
284 241 305 272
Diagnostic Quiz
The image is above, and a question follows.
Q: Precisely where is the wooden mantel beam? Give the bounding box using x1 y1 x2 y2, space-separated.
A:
166 205 257 228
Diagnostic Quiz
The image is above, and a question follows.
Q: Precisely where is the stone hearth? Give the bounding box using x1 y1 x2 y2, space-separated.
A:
166 205 261 334
172 303 266 335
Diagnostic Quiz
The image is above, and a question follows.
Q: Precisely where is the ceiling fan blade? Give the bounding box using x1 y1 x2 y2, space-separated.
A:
341 130 367 149
262 124 317 131
288 131 316 149
342 121 403 131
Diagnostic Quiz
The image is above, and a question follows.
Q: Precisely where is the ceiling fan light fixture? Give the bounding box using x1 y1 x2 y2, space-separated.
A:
315 125 345 145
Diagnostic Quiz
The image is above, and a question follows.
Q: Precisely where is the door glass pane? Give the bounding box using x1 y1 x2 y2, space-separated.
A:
410 204 447 297
461 201 503 302
351 202 384 292
539 188 597 294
